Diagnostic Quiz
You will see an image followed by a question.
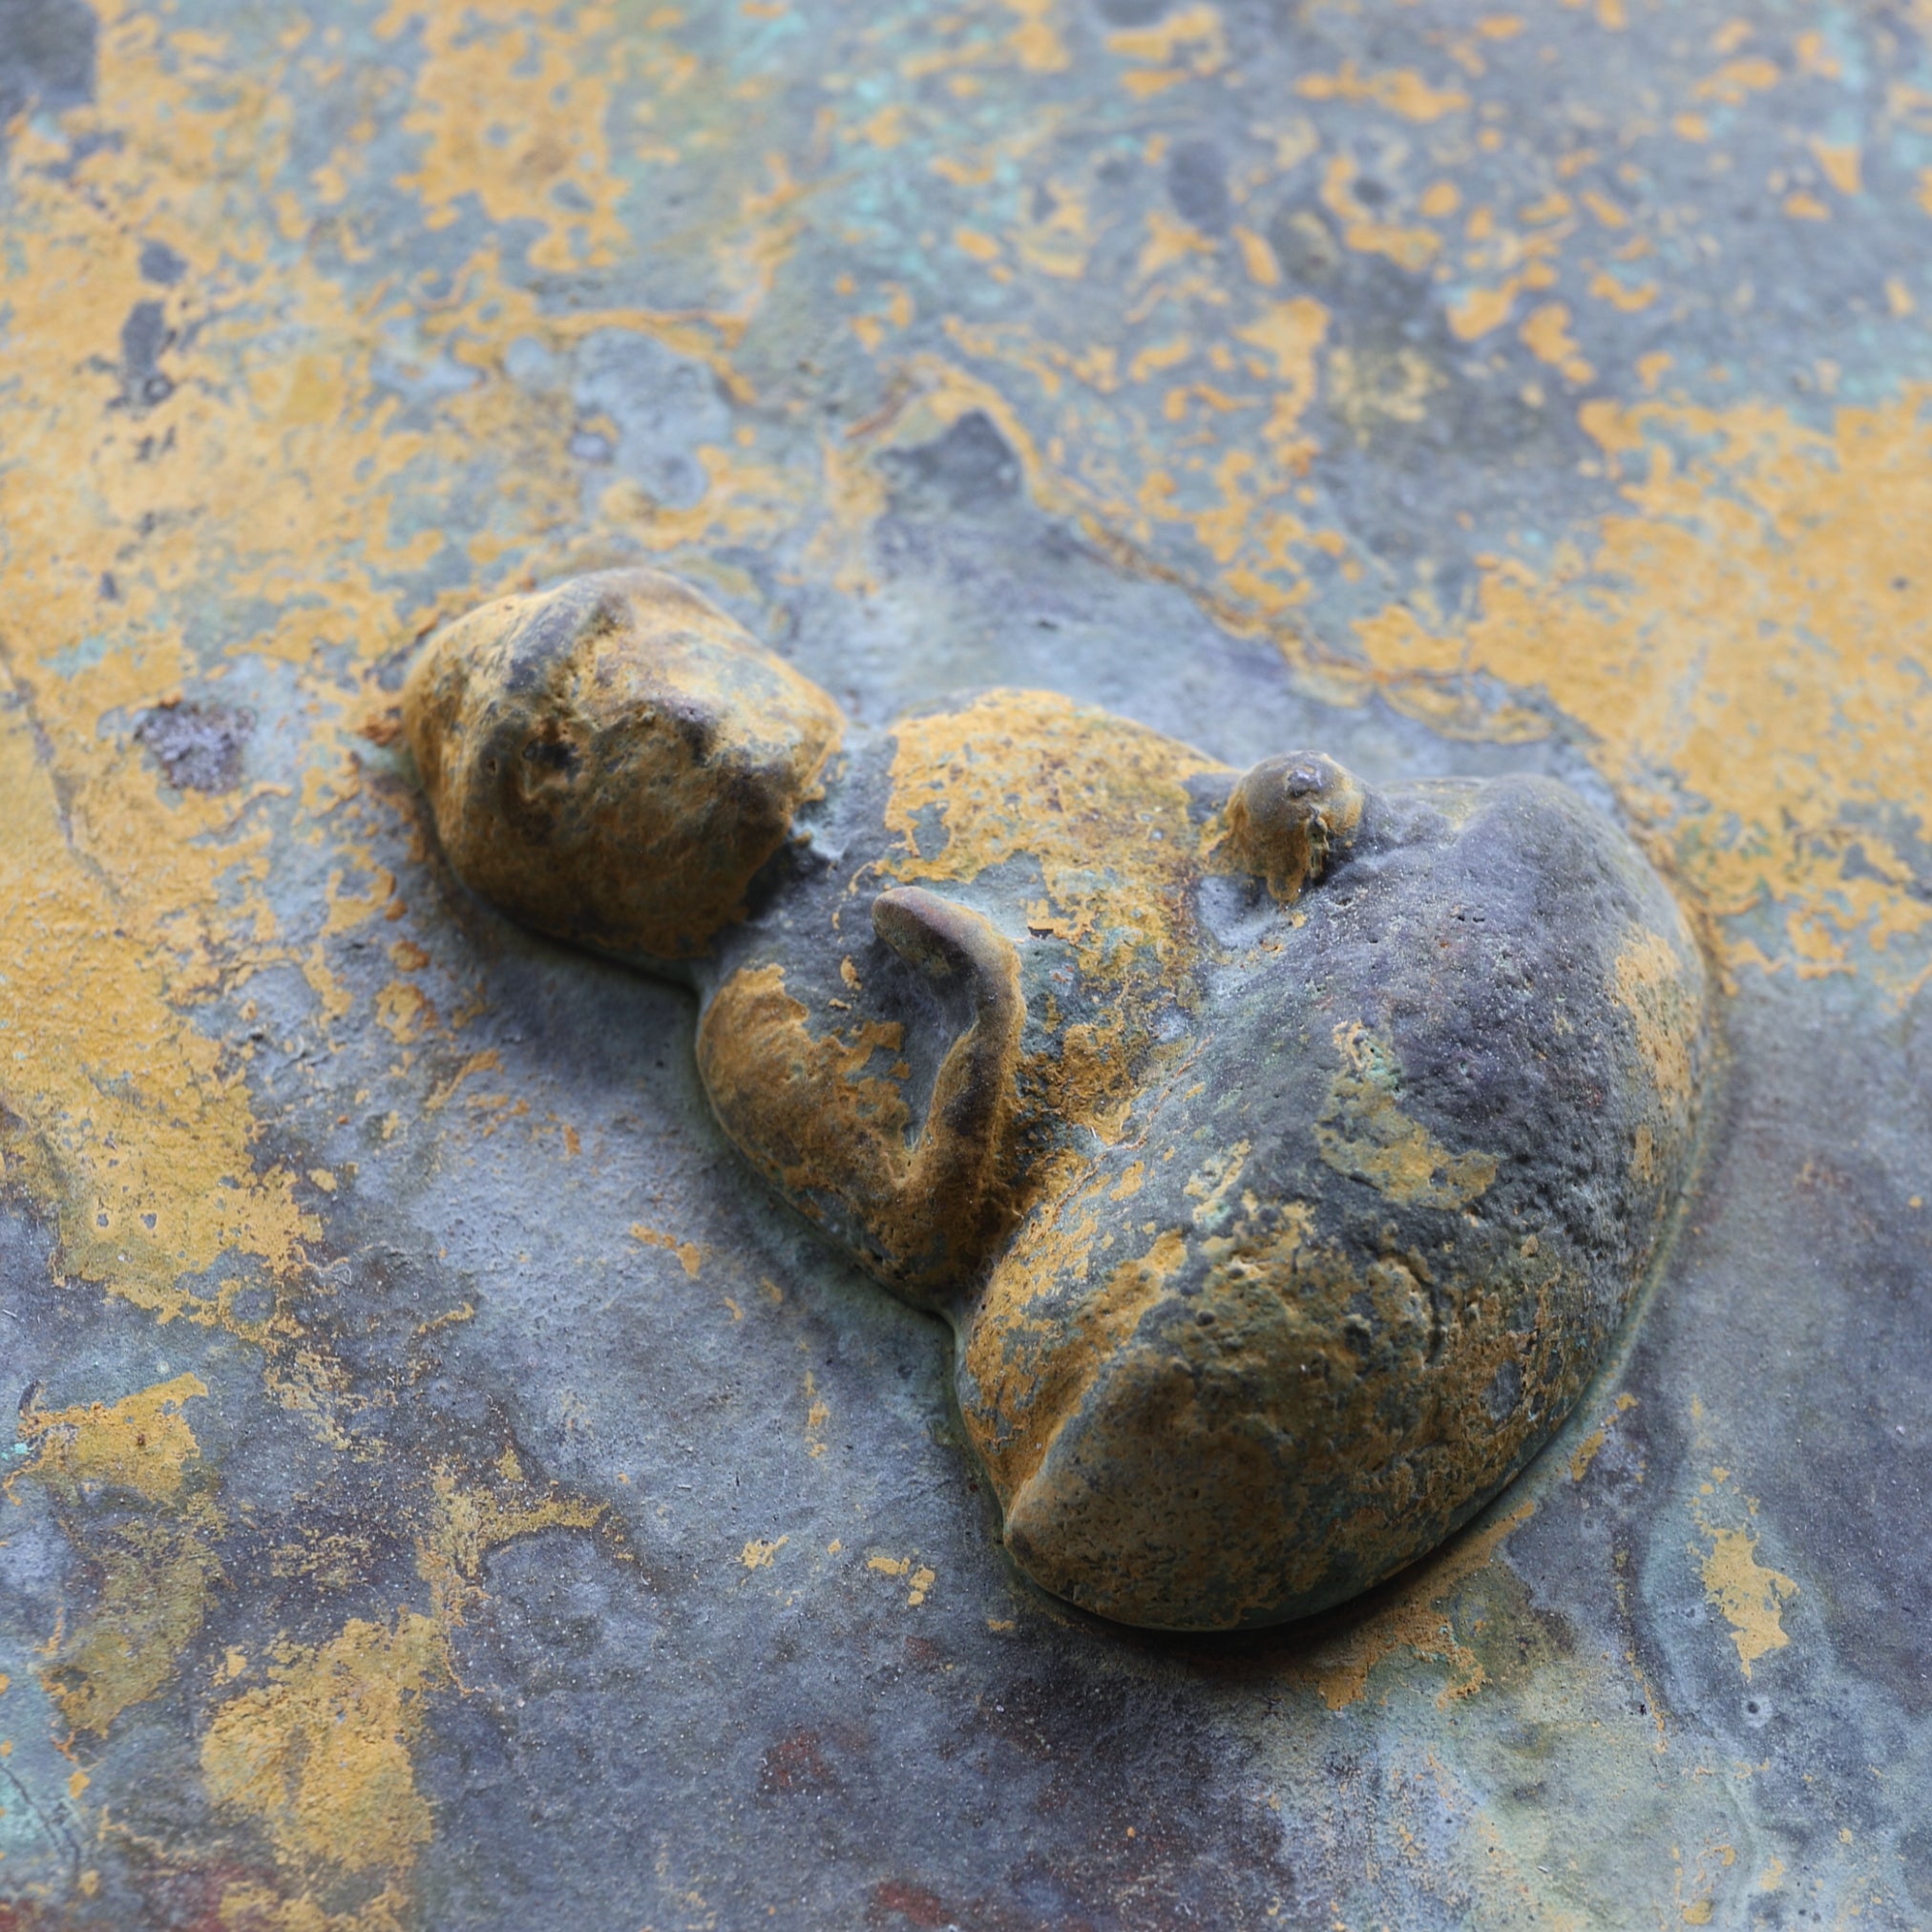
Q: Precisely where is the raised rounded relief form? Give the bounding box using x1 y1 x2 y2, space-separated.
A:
406 567 1708 1630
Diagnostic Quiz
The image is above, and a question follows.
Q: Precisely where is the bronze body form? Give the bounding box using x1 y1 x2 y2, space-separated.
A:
406 567 1707 1631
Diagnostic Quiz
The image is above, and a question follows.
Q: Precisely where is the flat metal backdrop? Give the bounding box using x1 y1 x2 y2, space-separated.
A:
0 0 1926 1924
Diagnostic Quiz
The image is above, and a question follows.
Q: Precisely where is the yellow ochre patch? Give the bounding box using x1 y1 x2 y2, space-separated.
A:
1315 1021 1498 1209
1355 392 1932 998
201 1613 452 1880
19 1376 225 1737
1695 1502 1798 1680
1612 928 1698 1120
885 689 1218 973
1289 1502 1535 1712
21 1374 211 1503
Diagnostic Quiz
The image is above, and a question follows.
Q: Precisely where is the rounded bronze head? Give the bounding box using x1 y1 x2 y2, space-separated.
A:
404 569 844 963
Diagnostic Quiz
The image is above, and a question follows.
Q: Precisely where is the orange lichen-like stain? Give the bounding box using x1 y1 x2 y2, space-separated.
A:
385 0 630 270
1569 1392 1640 1482
1613 929 1700 1119
1691 1472 1799 1680
889 687 1221 1128
879 690 1226 1222
40 1522 226 1739
1296 62 1472 123
867 1553 937 1606
630 1224 706 1278
201 1613 452 1880
1698 1524 1797 1677
1355 392 1932 996
884 689 1215 978
192 1443 607 1923
17 1376 226 1737
20 1374 211 1504
0 703 312 1324
999 0 1071 74
1520 301 1594 383
1104 4 1228 79
1318 156 1442 274
1449 282 1522 341
1315 1021 1499 1209
416 1461 607 1623
702 964 912 1187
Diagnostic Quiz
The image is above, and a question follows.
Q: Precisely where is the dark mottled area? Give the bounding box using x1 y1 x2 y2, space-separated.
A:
1166 138 1230 236
134 699 251 793
0 0 94 130
137 238 186 285
117 298 174 409
882 411 1024 514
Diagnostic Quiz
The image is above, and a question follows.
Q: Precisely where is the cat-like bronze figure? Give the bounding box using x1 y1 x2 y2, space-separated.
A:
405 567 1706 1630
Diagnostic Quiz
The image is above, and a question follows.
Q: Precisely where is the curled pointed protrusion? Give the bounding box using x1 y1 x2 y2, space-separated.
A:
1223 751 1367 903
872 886 1024 1165
696 887 1025 1311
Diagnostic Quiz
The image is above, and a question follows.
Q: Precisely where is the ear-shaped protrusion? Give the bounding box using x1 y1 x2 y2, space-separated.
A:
872 886 1024 1169
1224 752 1367 903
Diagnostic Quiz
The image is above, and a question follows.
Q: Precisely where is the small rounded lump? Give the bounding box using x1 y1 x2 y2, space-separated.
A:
403 569 842 963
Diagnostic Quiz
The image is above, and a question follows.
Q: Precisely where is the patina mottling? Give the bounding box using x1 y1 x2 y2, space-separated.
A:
2 0 1929 1922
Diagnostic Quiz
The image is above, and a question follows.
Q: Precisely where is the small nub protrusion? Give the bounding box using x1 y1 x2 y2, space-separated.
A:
1224 751 1367 902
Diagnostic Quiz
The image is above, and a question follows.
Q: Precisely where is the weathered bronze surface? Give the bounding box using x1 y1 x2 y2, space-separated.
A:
407 566 1707 1629
4 0 1931 1923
